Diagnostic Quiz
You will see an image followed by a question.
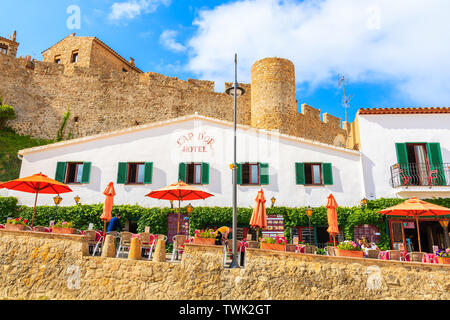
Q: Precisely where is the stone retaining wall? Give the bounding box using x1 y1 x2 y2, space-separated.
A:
0 230 448 300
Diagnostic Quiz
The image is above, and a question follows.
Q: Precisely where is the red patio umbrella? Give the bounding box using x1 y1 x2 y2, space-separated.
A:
0 173 72 227
250 189 268 240
145 181 214 234
379 197 450 252
100 182 116 238
326 194 339 246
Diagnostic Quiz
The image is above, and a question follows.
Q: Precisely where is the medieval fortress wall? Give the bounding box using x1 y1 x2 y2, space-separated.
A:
0 33 350 148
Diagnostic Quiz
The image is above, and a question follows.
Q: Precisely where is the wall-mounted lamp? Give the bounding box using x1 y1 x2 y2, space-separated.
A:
186 203 194 215
271 197 276 208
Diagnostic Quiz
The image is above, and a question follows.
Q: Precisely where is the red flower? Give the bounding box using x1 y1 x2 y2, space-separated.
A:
23 219 28 224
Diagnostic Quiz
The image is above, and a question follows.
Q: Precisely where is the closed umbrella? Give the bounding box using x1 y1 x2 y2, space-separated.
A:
146 181 214 234
101 182 116 237
0 173 72 227
379 197 450 252
250 189 268 240
326 194 339 246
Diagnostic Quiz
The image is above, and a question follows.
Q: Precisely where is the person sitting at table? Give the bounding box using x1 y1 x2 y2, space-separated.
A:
363 241 379 257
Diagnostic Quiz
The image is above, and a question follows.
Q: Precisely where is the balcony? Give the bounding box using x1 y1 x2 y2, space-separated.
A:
390 163 450 189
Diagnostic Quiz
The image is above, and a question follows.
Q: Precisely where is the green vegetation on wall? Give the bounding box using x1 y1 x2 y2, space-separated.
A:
0 128 54 182
1 197 448 250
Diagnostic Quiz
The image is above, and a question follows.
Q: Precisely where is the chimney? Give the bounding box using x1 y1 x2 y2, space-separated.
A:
130 57 135 67
12 31 17 42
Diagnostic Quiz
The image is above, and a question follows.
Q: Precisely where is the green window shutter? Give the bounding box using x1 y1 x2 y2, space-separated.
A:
81 162 92 184
395 143 411 185
395 143 409 165
201 163 210 185
426 143 446 186
143 162 153 184
55 162 67 183
259 163 269 185
322 163 333 185
117 162 128 184
178 163 186 182
295 163 305 185
236 163 242 185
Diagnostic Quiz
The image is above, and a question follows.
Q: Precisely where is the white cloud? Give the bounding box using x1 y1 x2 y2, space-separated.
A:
109 0 171 20
160 30 187 52
186 0 450 106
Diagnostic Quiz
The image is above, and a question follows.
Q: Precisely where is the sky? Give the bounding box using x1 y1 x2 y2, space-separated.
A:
1 0 450 123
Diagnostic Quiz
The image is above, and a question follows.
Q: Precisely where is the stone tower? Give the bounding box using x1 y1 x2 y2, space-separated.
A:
250 57 297 131
0 31 19 58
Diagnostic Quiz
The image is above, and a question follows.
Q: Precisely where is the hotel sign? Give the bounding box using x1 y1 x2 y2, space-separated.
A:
177 130 215 153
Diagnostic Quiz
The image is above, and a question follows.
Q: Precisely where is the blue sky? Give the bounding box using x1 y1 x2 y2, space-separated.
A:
1 0 449 123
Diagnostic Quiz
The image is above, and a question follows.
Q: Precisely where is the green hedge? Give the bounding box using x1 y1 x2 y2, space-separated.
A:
1 197 448 249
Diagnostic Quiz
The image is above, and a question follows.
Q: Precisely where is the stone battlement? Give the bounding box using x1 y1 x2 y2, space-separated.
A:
0 46 350 148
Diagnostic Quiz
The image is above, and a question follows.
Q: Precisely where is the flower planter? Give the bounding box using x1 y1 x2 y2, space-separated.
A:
193 237 216 246
261 243 286 252
336 249 364 258
438 257 450 265
52 227 76 235
5 224 27 231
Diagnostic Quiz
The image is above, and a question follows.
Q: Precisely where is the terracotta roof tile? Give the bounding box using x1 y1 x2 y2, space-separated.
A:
359 107 450 115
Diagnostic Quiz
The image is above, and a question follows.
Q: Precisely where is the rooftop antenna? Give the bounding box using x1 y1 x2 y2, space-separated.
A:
338 75 353 124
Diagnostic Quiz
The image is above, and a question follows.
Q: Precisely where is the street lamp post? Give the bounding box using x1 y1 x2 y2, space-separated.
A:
361 197 368 210
306 206 313 244
74 195 81 205
226 54 245 269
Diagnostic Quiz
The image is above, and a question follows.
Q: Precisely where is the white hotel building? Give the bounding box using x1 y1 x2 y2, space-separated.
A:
3 108 449 209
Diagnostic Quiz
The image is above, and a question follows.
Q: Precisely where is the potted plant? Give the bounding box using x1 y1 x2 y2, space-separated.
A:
52 221 76 234
436 248 450 264
5 217 29 231
260 236 287 251
335 240 364 258
193 229 216 245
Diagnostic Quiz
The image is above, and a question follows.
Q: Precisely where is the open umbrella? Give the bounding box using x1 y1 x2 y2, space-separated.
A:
0 173 72 227
250 189 268 240
326 194 339 246
379 197 450 252
145 181 214 234
100 182 116 238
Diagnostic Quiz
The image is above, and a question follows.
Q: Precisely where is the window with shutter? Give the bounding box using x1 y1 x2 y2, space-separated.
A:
81 162 91 184
178 163 187 183
117 163 128 184
295 163 305 185
143 162 153 184
55 162 67 183
201 163 210 185
259 163 269 185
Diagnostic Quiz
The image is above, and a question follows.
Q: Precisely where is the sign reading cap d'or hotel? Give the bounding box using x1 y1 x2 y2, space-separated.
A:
177 130 215 153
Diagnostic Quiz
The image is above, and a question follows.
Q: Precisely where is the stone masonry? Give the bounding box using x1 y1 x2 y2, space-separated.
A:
0 229 448 300
0 33 351 148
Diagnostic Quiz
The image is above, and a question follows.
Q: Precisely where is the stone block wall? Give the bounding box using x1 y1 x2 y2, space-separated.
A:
0 230 448 300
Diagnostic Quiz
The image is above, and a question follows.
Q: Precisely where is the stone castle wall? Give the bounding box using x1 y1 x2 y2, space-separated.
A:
1 51 349 147
1 230 448 300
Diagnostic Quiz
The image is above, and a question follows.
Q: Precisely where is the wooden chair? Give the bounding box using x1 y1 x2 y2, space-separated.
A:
247 241 259 249
84 230 97 255
139 233 153 258
224 240 241 266
366 249 380 259
116 232 133 258
326 246 336 256
387 250 402 261
405 251 425 262
171 235 187 262
285 244 297 252
305 245 318 254
33 226 46 233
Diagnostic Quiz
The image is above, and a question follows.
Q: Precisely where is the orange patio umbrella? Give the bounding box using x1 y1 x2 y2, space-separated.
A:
379 197 450 252
100 182 116 237
326 194 339 246
250 189 268 240
0 173 72 227
145 181 214 234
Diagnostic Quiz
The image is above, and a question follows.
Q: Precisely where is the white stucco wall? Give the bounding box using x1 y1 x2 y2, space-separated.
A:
11 117 363 208
358 113 450 200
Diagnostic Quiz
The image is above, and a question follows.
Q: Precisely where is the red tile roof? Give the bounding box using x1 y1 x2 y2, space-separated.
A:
359 107 450 115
